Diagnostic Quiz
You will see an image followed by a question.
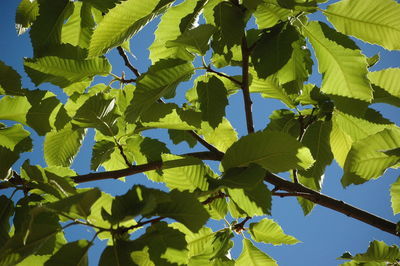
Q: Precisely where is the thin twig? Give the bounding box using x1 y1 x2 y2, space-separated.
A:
205 66 242 86
201 191 228 205
240 36 254 134
117 46 140 78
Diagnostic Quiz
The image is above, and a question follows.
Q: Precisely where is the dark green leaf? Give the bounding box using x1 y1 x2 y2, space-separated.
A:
44 240 92 266
29 0 74 57
220 164 266 189
0 196 14 248
168 129 197 148
15 0 39 35
0 61 23 96
90 140 116 171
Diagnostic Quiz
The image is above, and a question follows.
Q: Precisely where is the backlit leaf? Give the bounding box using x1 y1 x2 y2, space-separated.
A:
390 177 400 215
303 21 372 102
324 0 400 50
236 239 277 266
249 218 299 245
222 131 315 173
368 68 400 99
338 240 400 263
15 0 39 35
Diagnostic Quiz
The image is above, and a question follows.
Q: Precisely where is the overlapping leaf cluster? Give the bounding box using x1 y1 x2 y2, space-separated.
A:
1 0 400 264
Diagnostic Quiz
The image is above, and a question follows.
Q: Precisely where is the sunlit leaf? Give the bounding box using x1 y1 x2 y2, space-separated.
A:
249 218 300 246
198 119 238 153
24 56 111 88
390 177 400 215
338 240 400 263
303 21 372 101
149 0 208 62
236 239 277 266
125 59 194 122
342 128 400 186
89 0 174 57
222 131 315 172
324 0 400 50
61 2 95 49
44 126 86 167
90 140 115 171
368 68 400 99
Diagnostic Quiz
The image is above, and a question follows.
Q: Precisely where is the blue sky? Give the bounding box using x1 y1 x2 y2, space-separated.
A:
1 0 400 265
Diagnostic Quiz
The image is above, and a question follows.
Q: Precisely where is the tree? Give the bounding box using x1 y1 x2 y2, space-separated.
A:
0 0 399 265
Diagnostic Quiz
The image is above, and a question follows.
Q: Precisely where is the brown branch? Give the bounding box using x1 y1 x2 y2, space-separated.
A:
117 46 140 78
187 130 224 160
240 37 254 134
201 191 228 205
233 216 251 233
72 151 220 183
264 171 399 237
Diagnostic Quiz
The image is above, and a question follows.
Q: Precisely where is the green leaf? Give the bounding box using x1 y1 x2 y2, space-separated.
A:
44 127 86 167
44 240 92 266
299 121 334 190
24 56 111 88
188 228 234 261
265 109 299 138
81 0 123 13
0 95 30 124
222 131 315 173
125 59 194 122
0 211 61 266
198 118 238 153
342 128 400 186
161 154 214 192
29 0 74 57
140 103 201 130
220 165 266 189
196 75 228 128
168 129 197 148
303 21 372 102
15 0 39 35
0 196 14 248
236 239 277 266
99 240 137 266
324 0 400 51
0 124 31 151
73 93 119 136
156 190 210 232
90 140 115 171
88 0 174 57
149 0 207 62
45 188 101 219
166 24 216 56
249 218 299 246
338 240 400 263
227 182 272 216
368 68 400 99
0 61 23 96
390 176 400 215
253 2 292 29
249 68 296 108
61 2 95 49
126 136 169 182
251 24 299 79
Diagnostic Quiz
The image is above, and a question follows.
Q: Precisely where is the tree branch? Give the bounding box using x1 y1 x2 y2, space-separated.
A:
205 66 242 86
117 46 140 78
240 37 254 134
264 171 399 237
71 151 221 183
187 130 224 160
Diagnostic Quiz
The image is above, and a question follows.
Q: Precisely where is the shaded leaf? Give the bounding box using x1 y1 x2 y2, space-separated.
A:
249 218 299 245
0 61 23 96
44 240 92 266
15 0 39 35
90 140 115 171
168 129 197 148
0 196 14 248
29 0 74 57
324 0 400 50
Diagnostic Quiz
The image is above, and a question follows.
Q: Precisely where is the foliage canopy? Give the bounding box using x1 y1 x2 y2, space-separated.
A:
1 0 400 265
